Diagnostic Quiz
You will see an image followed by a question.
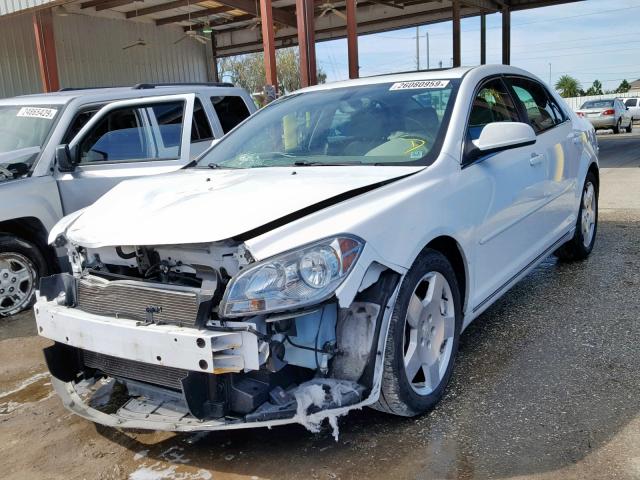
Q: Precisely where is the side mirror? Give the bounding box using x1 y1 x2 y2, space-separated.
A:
55 144 77 172
469 122 536 160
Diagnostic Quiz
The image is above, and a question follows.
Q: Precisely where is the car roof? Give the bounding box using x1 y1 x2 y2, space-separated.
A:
0 84 246 107
292 64 535 94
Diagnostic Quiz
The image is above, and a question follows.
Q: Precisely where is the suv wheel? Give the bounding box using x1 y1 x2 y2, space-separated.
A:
372 249 462 417
0 235 47 317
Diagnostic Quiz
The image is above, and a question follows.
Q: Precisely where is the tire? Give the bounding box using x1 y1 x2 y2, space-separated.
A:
628 120 633 133
613 119 621 134
0 234 48 317
371 249 462 417
555 171 598 261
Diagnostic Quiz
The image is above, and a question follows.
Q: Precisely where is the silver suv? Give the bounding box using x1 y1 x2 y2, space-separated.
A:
0 83 256 316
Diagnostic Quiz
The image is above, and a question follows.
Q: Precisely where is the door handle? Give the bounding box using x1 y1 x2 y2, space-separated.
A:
529 153 544 166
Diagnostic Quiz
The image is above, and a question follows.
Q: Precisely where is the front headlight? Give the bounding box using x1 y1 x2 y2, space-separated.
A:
220 235 364 317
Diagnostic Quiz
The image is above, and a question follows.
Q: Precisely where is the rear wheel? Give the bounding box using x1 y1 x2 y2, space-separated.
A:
372 249 462 417
628 119 633 133
555 172 598 261
0 235 47 317
613 119 621 134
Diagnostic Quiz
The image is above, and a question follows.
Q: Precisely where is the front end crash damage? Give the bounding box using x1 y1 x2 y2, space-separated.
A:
35 238 401 436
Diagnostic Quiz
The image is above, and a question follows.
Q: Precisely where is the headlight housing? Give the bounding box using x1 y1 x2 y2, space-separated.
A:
220 235 364 317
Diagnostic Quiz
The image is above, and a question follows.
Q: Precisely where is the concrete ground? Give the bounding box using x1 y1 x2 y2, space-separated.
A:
1 132 639 480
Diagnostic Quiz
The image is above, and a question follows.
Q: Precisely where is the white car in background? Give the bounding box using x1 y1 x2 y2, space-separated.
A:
36 65 599 435
576 98 633 133
624 97 640 123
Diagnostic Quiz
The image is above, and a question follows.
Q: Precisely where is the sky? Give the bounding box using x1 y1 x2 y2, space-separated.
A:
314 0 640 92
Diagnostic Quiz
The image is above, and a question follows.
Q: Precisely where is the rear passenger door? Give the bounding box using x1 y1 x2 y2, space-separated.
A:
55 94 195 214
504 76 578 243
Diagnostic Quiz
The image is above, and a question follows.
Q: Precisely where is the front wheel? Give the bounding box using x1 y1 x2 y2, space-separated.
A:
0 235 47 317
628 120 633 133
555 172 598 261
372 249 462 417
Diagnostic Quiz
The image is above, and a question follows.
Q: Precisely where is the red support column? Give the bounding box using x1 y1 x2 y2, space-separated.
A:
296 0 316 87
346 0 359 79
260 0 278 92
502 5 511 65
33 8 60 92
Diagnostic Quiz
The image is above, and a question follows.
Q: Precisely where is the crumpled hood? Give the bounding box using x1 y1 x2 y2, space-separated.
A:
64 166 420 247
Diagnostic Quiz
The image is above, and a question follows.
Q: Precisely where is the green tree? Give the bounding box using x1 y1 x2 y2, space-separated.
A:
615 79 631 93
555 75 581 98
218 47 327 96
585 80 603 96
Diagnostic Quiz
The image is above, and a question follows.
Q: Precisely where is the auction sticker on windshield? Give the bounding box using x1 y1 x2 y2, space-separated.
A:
17 107 58 119
389 80 449 90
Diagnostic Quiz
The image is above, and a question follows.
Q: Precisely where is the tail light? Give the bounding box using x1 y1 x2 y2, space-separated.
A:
577 112 585 117
602 109 615 116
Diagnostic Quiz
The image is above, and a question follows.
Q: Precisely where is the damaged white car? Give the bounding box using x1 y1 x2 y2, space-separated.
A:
35 65 599 435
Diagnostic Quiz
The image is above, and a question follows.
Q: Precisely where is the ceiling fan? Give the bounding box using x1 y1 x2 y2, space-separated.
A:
318 2 347 20
122 2 147 50
122 38 147 50
174 0 211 45
175 28 210 45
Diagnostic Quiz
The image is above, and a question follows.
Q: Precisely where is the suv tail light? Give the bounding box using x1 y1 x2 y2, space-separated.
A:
576 112 585 117
602 109 615 116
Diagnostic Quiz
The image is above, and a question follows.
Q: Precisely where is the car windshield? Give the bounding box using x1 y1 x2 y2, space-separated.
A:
581 100 613 109
195 80 457 169
0 105 59 153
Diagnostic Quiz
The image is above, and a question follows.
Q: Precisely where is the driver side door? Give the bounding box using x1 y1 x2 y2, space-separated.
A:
55 94 195 215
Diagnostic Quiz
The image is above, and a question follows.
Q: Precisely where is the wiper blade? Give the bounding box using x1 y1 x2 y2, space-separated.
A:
293 160 362 166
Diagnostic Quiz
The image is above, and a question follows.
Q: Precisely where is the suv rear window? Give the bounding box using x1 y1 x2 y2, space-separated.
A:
210 96 251 134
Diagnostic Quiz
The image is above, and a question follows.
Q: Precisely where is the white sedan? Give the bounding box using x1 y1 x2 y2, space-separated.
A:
36 65 599 434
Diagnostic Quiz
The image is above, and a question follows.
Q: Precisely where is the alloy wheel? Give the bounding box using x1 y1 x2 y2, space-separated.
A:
581 181 596 248
0 252 37 316
402 271 455 395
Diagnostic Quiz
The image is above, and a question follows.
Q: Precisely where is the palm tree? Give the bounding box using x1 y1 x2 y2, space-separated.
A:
555 75 581 98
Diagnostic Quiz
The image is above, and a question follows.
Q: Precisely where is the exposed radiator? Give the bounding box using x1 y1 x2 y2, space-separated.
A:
76 275 200 327
82 350 188 391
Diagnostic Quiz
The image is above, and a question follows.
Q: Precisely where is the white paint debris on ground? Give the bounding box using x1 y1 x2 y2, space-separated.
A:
129 463 212 480
0 371 50 399
134 450 149 461
293 379 361 441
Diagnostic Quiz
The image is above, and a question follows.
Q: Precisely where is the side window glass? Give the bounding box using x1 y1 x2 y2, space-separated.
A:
468 79 519 141
78 101 184 163
507 77 560 133
63 108 100 143
191 99 213 143
210 96 251 134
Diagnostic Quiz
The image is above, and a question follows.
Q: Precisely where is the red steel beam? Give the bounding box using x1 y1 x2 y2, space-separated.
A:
346 0 359 79
296 0 316 86
260 0 278 91
32 8 60 92
501 5 510 65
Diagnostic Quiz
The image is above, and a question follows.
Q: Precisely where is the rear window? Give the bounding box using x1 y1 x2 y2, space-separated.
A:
210 96 251 134
581 100 613 109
